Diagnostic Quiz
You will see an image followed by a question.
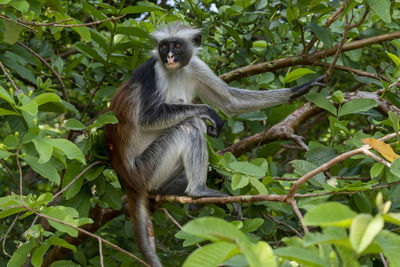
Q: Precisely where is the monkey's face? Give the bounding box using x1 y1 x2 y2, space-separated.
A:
158 38 192 71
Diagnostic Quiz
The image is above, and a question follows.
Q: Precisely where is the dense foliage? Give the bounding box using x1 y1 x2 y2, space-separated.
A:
1 0 400 266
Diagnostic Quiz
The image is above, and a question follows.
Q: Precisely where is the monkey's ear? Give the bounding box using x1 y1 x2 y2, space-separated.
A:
193 33 201 47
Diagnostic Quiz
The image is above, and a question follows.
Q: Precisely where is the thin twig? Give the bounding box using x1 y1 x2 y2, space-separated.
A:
362 149 391 168
160 208 201 249
264 214 303 237
16 41 69 102
312 61 390 82
322 4 352 87
0 14 37 32
53 161 103 200
380 253 389 267
0 61 22 93
99 238 104 267
289 199 309 233
1 213 20 257
0 159 18 186
303 4 346 53
349 7 369 29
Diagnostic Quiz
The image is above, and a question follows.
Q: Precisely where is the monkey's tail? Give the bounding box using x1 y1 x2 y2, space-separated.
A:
125 189 163 267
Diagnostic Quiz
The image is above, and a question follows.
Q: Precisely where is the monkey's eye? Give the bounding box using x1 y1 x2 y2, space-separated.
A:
160 44 167 50
175 43 181 49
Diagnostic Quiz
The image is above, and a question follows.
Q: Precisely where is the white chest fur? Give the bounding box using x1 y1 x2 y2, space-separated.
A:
157 65 197 104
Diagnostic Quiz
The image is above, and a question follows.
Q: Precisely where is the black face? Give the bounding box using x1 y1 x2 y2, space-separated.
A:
158 38 192 71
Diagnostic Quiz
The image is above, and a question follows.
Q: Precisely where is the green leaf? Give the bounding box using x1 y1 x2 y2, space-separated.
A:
290 160 325 185
7 240 35 267
84 165 104 181
23 155 60 184
249 177 268 194
42 206 79 237
175 230 205 247
33 139 53 164
305 91 337 115
386 51 400 66
182 217 263 267
350 214 384 253
383 213 400 227
242 218 264 233
10 0 30 15
275 246 329 267
62 162 84 200
75 43 105 62
49 260 80 267
4 21 23 45
366 0 391 23
103 184 123 210
0 149 13 159
0 107 20 116
0 85 15 104
339 98 378 117
388 110 400 133
370 163 384 178
94 112 118 125
390 158 400 178
65 118 85 130
374 230 400 266
304 202 357 227
115 26 150 38
42 139 85 164
34 93 61 106
306 23 332 47
229 162 266 177
71 22 91 42
284 68 315 84
231 173 249 190
0 55 36 83
0 207 26 219
121 5 164 14
253 241 275 266
183 242 239 267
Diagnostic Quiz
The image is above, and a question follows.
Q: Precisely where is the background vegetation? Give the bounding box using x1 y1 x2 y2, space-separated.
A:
1 0 400 266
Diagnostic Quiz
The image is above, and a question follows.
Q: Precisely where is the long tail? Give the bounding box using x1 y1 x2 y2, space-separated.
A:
125 189 163 267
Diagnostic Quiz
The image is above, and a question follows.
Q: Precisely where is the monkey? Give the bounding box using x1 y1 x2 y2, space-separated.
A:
104 22 325 267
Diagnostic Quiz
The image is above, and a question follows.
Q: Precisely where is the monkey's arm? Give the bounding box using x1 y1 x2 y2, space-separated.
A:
140 103 223 135
193 57 324 114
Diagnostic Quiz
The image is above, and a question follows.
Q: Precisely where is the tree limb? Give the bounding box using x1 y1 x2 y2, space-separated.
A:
220 31 400 82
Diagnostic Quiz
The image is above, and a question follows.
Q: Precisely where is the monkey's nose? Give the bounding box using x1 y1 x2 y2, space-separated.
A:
167 52 174 63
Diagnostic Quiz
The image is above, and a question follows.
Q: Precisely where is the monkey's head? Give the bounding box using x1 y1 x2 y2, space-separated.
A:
151 22 201 71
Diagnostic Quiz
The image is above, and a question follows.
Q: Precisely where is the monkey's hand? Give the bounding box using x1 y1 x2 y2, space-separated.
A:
204 108 224 137
289 75 326 101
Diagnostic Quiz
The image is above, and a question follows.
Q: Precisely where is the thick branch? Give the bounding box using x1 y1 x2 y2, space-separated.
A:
220 31 400 82
219 91 400 156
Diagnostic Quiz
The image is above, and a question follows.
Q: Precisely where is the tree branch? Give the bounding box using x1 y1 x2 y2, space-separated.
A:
220 31 400 82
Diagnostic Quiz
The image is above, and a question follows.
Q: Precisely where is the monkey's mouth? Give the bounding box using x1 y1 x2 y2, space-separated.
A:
165 62 180 70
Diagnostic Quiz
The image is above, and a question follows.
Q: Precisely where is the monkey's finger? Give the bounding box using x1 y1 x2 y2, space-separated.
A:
314 75 326 82
311 82 326 87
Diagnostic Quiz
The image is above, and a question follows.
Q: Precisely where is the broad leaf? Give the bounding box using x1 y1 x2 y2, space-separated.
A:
284 68 315 84
350 214 384 253
366 0 391 23
304 202 357 227
183 242 239 267
339 98 378 117
305 91 337 115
